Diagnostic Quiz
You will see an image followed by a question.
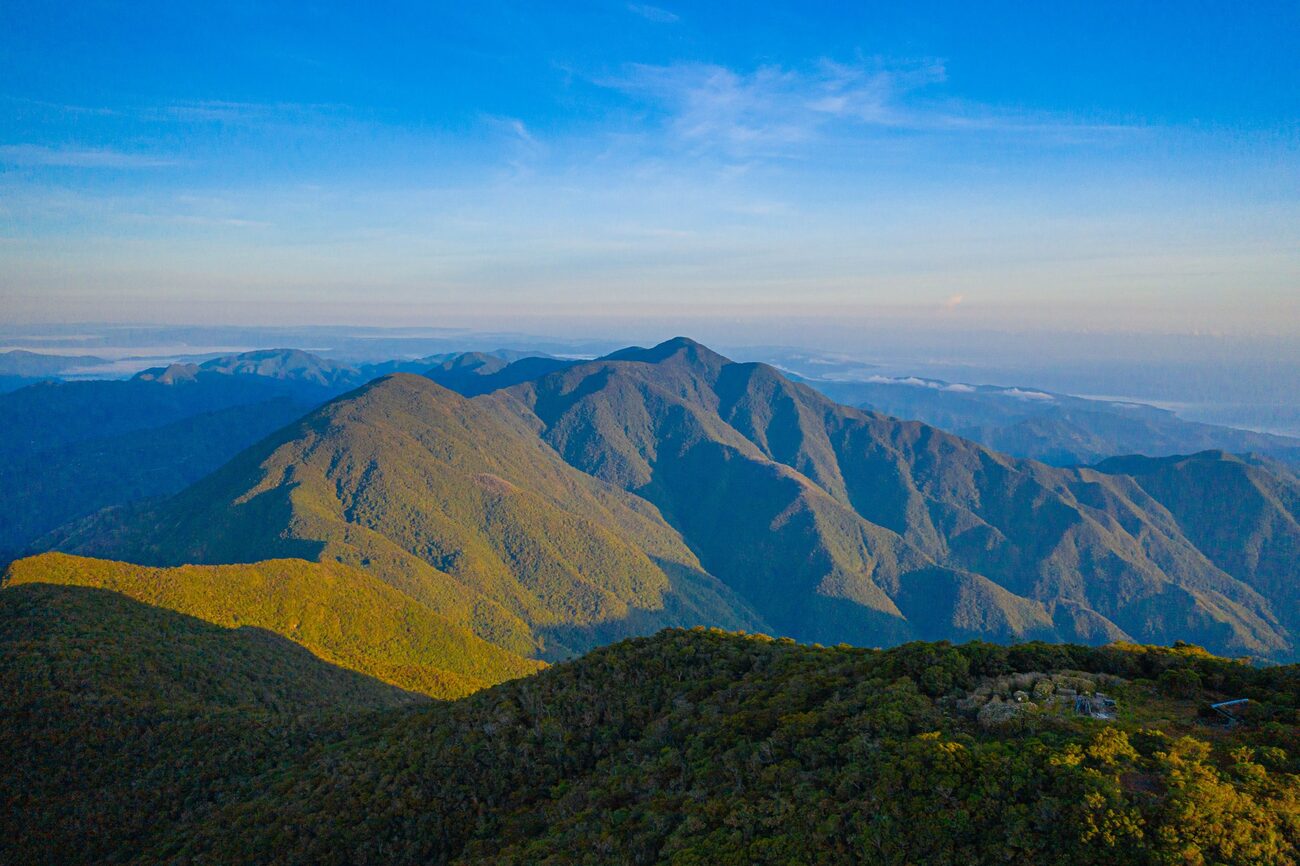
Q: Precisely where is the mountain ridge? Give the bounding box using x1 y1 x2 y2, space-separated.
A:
503 338 1298 658
32 337 1299 661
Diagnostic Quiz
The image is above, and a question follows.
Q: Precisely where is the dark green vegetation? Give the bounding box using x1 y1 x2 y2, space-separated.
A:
0 581 418 864
1 618 1296 864
808 375 1300 468
32 338 1300 661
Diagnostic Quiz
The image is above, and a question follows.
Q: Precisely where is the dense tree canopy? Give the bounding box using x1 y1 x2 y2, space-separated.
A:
2 603 1295 865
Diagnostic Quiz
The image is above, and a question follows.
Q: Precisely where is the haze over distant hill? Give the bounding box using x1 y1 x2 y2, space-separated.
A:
135 347 367 389
0 369 329 563
0 349 108 392
28 338 1300 661
16 336 1299 468
785 368 1300 468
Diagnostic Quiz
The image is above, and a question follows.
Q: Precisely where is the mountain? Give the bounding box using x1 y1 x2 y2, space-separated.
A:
49 372 764 659
3 621 1295 864
424 351 575 396
39 337 1300 661
3 363 329 460
503 338 1299 658
1092 451 1300 623
805 374 1300 467
136 346 574 396
0 349 107 376
0 398 310 565
4 552 541 698
134 347 367 392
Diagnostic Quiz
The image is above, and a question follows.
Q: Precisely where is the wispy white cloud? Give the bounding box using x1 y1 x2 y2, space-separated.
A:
1002 388 1056 401
603 59 1133 159
482 115 536 145
159 99 345 124
479 114 546 178
627 3 679 23
607 63 831 156
0 96 120 117
861 374 979 393
0 144 180 168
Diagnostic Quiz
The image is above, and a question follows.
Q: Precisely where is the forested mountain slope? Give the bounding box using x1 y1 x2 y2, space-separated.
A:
0 340 573 560
0 580 424 865
2 622 1295 865
504 338 1300 658
49 373 763 659
0 347 570 562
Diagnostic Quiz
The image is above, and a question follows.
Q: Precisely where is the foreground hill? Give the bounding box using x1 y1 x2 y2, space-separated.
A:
0 580 425 865
2 620 1296 865
51 373 763 659
4 553 541 698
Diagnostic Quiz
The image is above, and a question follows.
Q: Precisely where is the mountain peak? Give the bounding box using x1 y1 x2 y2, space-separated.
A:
601 337 731 368
133 362 201 384
1092 449 1239 476
195 348 359 387
201 347 327 369
430 352 510 375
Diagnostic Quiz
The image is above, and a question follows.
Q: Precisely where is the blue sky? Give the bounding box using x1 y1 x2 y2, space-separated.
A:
2 1 1297 337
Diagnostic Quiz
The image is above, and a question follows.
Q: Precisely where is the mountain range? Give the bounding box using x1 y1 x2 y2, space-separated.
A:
4 335 1299 864
17 337 1299 669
